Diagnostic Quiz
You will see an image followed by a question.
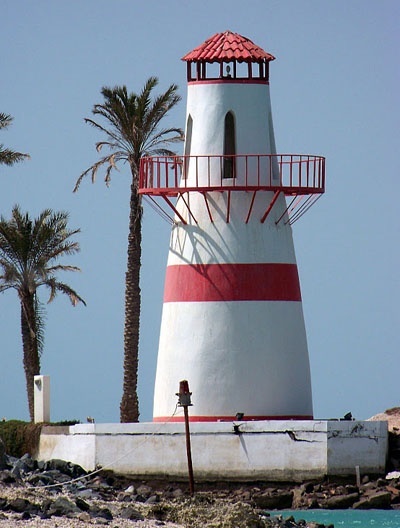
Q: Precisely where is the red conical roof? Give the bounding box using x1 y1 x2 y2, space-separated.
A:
182 31 275 63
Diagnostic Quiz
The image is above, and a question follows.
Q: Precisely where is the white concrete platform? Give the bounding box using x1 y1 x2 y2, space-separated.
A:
37 420 388 482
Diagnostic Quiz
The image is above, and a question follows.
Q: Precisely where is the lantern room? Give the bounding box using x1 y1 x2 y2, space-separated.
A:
182 30 275 82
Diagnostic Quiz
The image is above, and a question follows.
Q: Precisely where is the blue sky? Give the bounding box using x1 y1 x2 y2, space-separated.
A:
1 0 399 423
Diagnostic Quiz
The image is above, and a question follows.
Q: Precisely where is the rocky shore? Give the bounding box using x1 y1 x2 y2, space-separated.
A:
1 449 400 527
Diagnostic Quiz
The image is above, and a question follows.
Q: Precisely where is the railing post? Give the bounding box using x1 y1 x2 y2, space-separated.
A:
299 155 302 188
315 157 318 189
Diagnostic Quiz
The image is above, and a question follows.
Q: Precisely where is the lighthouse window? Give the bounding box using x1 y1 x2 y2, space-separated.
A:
183 115 193 179
223 111 236 179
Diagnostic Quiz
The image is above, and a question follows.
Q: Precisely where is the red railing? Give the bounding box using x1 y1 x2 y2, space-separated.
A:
139 154 325 196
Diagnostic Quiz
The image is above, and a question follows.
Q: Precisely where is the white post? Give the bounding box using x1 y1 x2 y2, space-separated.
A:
355 465 361 487
34 375 50 423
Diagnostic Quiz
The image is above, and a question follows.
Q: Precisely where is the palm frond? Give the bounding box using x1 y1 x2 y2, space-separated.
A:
74 151 127 191
84 118 123 145
0 146 30 166
0 114 30 166
45 264 81 273
0 113 13 130
45 278 86 306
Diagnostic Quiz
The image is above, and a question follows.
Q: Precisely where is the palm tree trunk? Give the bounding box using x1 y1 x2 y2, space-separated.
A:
20 293 40 422
120 177 142 423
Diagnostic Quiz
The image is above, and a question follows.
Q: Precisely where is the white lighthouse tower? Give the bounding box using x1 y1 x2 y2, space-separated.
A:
139 31 325 422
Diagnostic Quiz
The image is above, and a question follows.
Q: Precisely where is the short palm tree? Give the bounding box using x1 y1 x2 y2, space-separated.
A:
0 113 30 166
0 205 85 421
74 77 184 422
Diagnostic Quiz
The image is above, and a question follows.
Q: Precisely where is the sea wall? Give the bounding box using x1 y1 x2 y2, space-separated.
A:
37 420 388 481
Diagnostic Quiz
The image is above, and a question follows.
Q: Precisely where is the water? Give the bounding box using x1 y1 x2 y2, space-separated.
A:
275 509 400 527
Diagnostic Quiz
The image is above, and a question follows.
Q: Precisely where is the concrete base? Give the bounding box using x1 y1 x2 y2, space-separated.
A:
37 420 388 482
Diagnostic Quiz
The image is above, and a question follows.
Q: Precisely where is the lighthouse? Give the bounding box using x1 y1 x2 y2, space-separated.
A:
139 31 325 422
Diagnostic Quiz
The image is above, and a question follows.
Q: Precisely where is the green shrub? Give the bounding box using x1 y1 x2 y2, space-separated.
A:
0 419 80 458
52 420 80 426
0 420 42 457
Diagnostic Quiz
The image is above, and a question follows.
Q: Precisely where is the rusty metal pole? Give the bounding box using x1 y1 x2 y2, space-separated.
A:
183 404 194 496
176 380 194 496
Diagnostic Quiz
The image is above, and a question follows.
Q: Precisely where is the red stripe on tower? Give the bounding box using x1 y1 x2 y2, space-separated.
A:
164 263 301 303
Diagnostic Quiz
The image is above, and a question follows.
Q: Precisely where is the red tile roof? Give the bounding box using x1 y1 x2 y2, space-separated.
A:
182 31 275 63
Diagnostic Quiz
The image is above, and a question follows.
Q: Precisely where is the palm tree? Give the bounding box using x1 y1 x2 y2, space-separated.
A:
0 205 85 421
74 78 183 422
0 113 30 166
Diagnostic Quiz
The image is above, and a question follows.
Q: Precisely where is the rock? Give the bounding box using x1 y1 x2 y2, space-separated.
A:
387 485 400 505
386 471 400 480
146 494 160 504
75 497 90 511
353 491 392 509
301 482 314 493
0 470 17 483
26 472 55 485
136 493 147 503
345 484 359 494
75 488 96 499
325 493 359 509
4 454 17 467
41 468 71 482
7 497 34 513
78 511 91 522
282 514 296 524
92 518 110 525
368 407 400 434
120 506 145 521
88 475 111 490
19 453 36 471
91 506 113 520
117 491 134 502
137 483 153 497
171 488 184 498
360 481 376 491
307 498 320 509
253 490 293 509
333 485 346 495
239 490 252 501
387 484 400 495
292 487 307 509
43 458 86 478
46 496 81 516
